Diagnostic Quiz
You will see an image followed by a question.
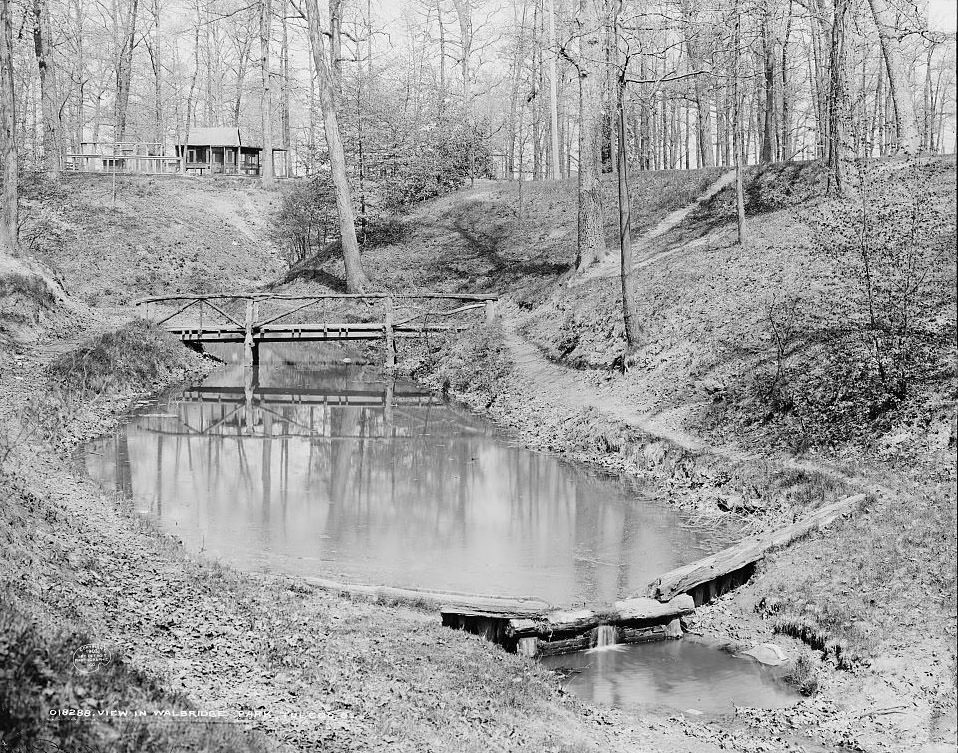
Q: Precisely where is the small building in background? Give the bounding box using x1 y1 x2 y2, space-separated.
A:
175 127 288 177
63 126 288 178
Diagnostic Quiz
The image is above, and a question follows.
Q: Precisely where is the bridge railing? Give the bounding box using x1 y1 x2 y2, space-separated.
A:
134 292 500 367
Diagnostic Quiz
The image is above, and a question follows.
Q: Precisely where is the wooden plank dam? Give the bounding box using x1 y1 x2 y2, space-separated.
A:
135 292 500 368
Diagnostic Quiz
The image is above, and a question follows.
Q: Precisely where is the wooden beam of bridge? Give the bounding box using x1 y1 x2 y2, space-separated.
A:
135 292 499 303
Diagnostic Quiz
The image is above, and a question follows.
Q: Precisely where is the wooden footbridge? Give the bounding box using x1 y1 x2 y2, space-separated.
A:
135 292 500 368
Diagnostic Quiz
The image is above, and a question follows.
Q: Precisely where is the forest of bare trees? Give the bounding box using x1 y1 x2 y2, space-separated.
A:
0 0 954 268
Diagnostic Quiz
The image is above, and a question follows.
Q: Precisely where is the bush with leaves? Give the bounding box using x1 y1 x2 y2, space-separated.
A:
272 175 338 267
379 116 494 212
812 158 953 399
751 157 955 445
424 323 512 404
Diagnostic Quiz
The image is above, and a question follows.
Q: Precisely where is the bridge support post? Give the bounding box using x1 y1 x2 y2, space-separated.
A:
485 299 498 324
384 296 396 370
244 298 260 369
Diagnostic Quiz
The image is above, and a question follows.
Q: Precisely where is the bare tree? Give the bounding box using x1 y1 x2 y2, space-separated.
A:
259 0 275 182
304 0 370 291
564 0 606 270
546 0 560 178
0 0 17 258
826 0 849 193
866 0 920 153
114 0 139 142
33 0 61 176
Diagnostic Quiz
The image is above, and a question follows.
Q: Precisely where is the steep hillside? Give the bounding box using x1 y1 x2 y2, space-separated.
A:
19 173 284 305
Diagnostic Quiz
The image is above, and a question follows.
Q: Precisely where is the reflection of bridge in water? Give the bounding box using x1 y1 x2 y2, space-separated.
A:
181 384 441 407
138 380 477 440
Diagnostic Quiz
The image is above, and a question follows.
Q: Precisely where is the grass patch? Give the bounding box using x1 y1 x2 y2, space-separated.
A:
755 488 957 667
0 586 269 753
420 323 513 405
45 319 204 400
783 654 820 696
0 272 57 333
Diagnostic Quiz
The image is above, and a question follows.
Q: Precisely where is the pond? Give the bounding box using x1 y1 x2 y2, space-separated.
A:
85 346 737 606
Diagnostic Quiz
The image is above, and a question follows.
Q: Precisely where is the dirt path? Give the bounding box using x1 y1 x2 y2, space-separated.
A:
503 313 908 503
572 169 736 286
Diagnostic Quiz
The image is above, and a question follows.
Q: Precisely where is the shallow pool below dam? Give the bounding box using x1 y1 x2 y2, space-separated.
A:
541 637 800 716
85 350 738 606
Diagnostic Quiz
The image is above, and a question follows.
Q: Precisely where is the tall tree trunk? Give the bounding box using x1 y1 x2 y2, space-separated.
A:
233 31 252 127
329 0 343 91
451 0 472 107
114 0 138 142
780 0 792 159
531 1 541 179
305 0 370 291
280 0 290 176
506 0 528 178
74 0 85 150
437 0 447 104
259 0 274 182
870 59 883 156
451 0 473 180
759 8 775 163
613 1 638 346
921 43 934 152
574 0 606 270
0 0 18 257
682 0 713 167
152 0 163 147
866 0 920 153
732 0 745 242
547 0 560 178
181 8 199 173
826 0 849 194
33 0 60 176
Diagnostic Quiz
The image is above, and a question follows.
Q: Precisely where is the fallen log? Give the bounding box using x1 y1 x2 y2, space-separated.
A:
305 576 552 615
613 595 694 621
645 494 866 603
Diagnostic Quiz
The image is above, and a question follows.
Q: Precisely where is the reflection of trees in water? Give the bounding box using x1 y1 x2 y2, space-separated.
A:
89 363 731 601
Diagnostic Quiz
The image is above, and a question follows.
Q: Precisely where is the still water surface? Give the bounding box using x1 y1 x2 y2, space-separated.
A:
85 351 736 605
541 638 799 715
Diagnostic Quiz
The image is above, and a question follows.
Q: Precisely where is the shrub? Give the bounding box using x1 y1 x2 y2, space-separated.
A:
272 175 338 267
0 273 56 331
379 116 494 212
784 654 819 696
44 319 202 401
429 323 512 401
811 158 953 402
746 157 955 445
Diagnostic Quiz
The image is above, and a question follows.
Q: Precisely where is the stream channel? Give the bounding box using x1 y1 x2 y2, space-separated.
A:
84 345 800 716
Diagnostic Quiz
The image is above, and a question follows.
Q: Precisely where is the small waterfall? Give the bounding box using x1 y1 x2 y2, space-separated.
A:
592 624 618 649
517 637 538 657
